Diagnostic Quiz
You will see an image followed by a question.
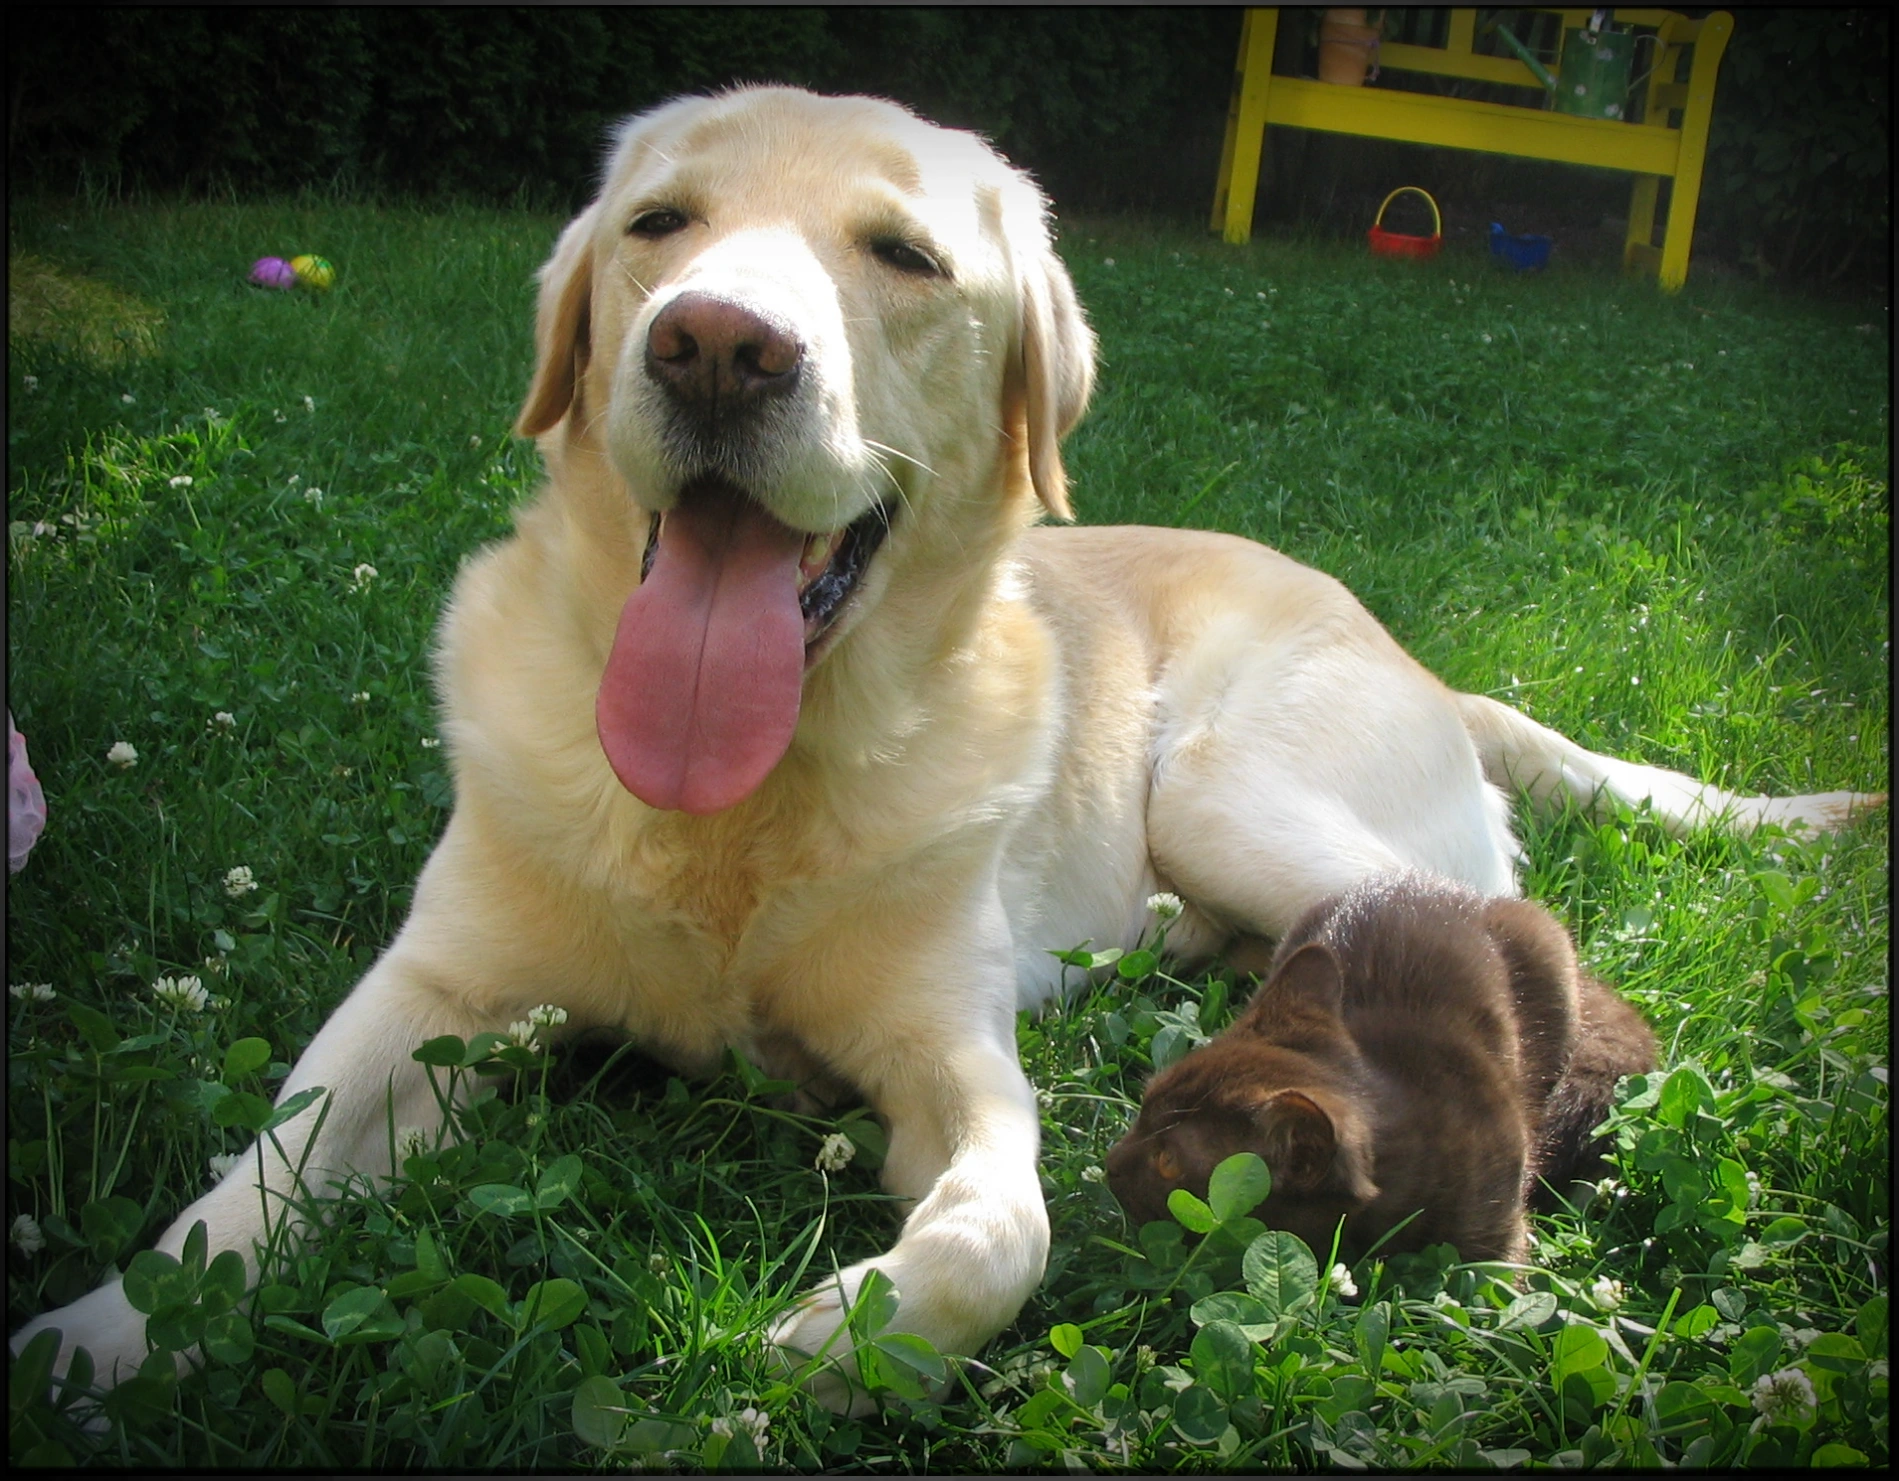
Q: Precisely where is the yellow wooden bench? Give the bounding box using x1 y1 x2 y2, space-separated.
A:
1211 7 1733 290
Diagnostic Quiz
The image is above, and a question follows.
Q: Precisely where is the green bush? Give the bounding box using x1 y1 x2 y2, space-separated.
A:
1700 8 1889 283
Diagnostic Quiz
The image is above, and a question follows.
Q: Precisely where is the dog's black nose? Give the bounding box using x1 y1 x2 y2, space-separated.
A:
646 292 804 413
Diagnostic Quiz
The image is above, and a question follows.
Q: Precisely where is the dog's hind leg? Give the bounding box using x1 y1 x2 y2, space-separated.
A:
1456 692 1884 836
1147 621 1522 940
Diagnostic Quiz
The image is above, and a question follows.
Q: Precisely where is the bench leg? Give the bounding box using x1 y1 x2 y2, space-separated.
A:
1214 8 1281 246
1624 175 1660 277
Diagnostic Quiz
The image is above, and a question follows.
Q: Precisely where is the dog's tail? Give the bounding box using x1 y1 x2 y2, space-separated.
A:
1454 692 1885 837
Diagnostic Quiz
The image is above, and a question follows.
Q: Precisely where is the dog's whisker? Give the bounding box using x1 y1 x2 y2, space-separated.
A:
863 439 937 479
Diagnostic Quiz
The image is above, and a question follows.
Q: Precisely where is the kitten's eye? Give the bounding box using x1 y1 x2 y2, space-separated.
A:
870 237 943 277
1153 1149 1182 1182
629 208 689 239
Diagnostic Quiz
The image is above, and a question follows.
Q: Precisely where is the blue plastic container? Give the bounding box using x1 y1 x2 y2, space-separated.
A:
1489 222 1553 272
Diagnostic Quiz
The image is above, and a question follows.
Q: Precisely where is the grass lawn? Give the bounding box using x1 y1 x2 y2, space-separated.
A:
6 194 1888 1470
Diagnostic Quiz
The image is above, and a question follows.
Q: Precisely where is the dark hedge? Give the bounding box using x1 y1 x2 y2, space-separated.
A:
6 6 1885 288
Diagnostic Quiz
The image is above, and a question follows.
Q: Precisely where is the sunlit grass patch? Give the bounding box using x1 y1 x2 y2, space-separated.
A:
9 253 165 367
6 195 1887 1470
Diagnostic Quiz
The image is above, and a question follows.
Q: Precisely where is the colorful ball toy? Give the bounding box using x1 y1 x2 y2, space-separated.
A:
248 256 297 290
291 254 336 291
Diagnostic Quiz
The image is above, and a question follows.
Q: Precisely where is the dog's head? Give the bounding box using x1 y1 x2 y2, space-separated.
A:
514 87 1095 815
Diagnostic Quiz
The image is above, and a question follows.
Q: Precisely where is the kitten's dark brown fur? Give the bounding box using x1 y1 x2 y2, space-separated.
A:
1105 874 1655 1263
1529 970 1658 1210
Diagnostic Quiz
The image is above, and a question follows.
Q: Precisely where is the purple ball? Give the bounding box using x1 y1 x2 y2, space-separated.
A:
249 256 297 290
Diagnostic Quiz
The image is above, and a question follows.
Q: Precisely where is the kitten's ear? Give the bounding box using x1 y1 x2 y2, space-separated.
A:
1254 1089 1339 1191
1237 942 1344 1033
1255 1089 1379 1203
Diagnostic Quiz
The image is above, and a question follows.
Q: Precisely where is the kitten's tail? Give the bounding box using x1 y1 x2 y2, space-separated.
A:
1454 693 1884 838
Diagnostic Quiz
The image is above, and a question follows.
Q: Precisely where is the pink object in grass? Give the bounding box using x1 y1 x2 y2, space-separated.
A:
9 711 46 873
248 256 297 290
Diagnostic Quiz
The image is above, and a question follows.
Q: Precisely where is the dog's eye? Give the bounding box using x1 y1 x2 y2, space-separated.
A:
1153 1149 1182 1182
628 208 689 239
871 237 943 277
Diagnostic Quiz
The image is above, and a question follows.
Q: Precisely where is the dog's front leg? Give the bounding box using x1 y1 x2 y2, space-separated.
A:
768 904 1047 1415
10 943 498 1397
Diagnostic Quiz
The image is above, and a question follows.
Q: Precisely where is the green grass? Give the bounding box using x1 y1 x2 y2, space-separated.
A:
6 196 1888 1470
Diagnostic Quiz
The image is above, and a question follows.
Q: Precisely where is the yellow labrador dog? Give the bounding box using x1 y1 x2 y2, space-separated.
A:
15 86 1876 1411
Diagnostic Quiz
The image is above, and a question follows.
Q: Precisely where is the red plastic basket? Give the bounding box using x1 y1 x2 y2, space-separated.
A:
1368 187 1442 260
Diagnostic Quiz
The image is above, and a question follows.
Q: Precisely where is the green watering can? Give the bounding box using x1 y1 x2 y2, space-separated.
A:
1494 15 1638 120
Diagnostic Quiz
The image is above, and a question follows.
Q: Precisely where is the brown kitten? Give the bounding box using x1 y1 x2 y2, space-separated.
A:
1529 971 1658 1209
1107 874 1651 1263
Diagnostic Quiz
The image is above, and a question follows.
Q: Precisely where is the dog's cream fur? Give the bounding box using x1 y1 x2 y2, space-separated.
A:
13 87 1877 1412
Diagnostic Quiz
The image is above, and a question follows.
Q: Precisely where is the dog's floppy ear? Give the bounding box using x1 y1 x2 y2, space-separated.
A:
1002 178 1096 521
515 204 598 439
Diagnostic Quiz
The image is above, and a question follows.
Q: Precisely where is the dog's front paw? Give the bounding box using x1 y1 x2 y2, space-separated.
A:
10 1279 163 1417
767 1263 890 1417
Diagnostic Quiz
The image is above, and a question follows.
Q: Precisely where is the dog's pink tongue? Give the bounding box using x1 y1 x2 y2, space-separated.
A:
597 489 806 814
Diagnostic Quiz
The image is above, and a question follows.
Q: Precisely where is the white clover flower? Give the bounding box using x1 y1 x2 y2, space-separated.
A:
11 1214 45 1256
815 1132 856 1173
648 1251 669 1275
351 562 378 589
121 392 136 405
468 434 482 448
208 1152 242 1180
709 1418 734 1441
9 982 57 1002
202 954 228 976
1080 1164 1106 1184
505 1019 539 1050
1330 1263 1359 1298
223 865 258 898
1590 1276 1625 1312
23 375 39 392
736 1406 770 1449
210 710 236 731
1035 1087 1055 1111
107 740 139 769
168 474 194 489
1751 1366 1816 1424
1146 891 1184 922
350 691 371 705
527 1003 568 1030
152 974 210 1012
302 395 316 413
420 737 441 749
1480 332 1494 344
273 409 287 423
303 485 325 507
